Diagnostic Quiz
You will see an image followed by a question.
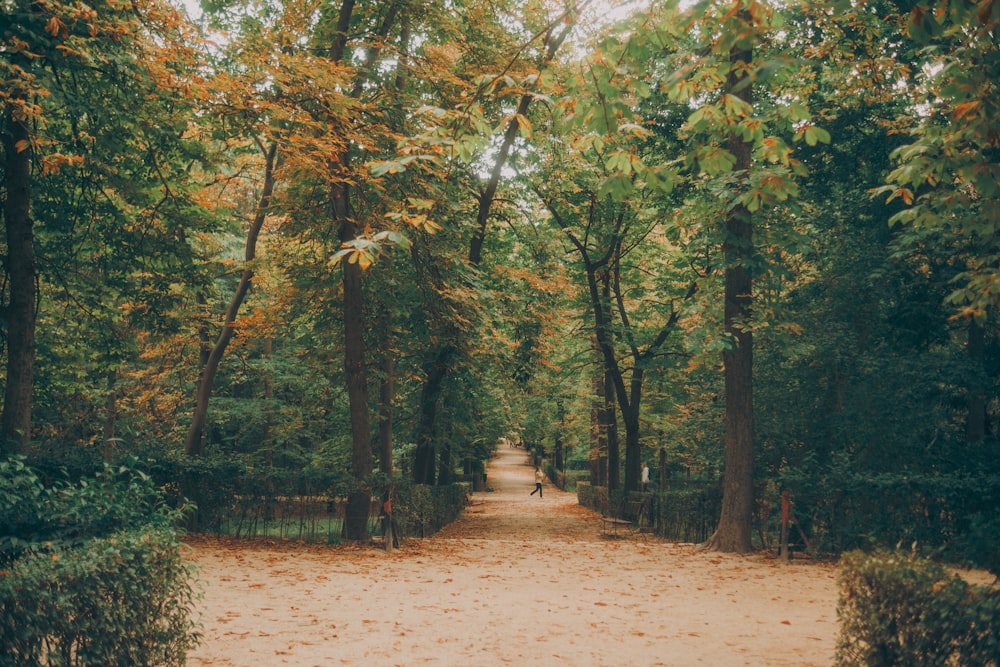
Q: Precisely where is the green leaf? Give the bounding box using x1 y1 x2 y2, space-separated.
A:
697 147 737 175
598 173 635 202
803 125 831 146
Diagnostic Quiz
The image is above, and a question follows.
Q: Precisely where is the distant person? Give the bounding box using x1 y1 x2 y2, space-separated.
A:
530 467 544 498
641 462 650 490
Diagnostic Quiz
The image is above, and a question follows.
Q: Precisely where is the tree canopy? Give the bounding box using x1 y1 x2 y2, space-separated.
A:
2 0 998 552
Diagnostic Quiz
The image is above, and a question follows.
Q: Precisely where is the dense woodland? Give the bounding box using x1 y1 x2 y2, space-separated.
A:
2 0 998 554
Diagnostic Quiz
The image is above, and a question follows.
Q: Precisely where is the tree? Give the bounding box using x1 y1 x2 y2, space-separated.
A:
1 46 33 453
184 141 277 456
647 0 822 550
881 0 1000 320
2 0 205 454
711 7 755 554
408 2 585 484
878 0 1000 450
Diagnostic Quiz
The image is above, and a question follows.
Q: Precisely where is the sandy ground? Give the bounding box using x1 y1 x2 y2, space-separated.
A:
185 447 842 666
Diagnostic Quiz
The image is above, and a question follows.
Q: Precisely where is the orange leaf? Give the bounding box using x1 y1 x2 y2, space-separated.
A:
45 16 63 37
953 101 980 120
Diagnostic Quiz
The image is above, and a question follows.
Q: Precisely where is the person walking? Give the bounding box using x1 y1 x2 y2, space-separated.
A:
530 466 544 498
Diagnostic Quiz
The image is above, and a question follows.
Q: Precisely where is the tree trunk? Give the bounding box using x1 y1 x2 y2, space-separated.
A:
339 236 374 539
587 265 628 492
184 141 277 456
604 369 620 492
102 370 117 462
331 0 405 538
590 334 607 486
437 438 452 485
336 167 374 540
376 9 410 482
412 345 455 484
378 308 395 477
621 369 643 493
1 95 35 454
966 318 986 444
709 36 755 554
554 399 565 471
262 337 275 466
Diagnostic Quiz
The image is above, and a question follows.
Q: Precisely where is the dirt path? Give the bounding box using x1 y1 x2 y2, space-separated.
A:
186 447 840 666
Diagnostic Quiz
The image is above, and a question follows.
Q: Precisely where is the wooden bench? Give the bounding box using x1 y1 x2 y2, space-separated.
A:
602 496 648 538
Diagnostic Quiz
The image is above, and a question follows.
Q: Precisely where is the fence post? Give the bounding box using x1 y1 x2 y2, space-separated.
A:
779 489 791 561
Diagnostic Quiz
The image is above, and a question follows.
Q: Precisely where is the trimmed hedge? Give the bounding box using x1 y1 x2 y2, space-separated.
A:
780 472 1000 561
836 550 1000 667
577 481 720 543
392 481 469 538
0 458 199 666
0 528 199 667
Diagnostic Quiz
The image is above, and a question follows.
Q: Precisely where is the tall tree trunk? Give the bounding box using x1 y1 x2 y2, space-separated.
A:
604 368 620 492
554 399 565 471
966 318 986 444
262 337 275 466
334 0 403 535
378 307 395 477
709 35 755 554
437 438 452 485
196 291 211 368
1 93 35 454
590 334 607 486
621 369 643 493
184 141 277 456
102 370 117 462
376 12 409 482
590 265 628 492
338 176 374 540
412 345 455 484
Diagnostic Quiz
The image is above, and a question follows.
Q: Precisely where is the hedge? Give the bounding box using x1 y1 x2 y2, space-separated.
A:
577 481 721 543
0 529 199 667
0 458 199 667
836 550 1000 667
779 472 1000 569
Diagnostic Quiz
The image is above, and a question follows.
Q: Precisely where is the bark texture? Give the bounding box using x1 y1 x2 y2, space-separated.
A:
1 92 36 453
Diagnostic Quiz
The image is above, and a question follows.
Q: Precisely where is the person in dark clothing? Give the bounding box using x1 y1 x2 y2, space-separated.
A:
530 467 544 498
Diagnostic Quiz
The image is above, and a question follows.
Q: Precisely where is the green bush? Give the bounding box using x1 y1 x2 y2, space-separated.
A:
1 457 178 565
0 457 199 666
575 481 608 514
577 482 721 543
391 481 469 538
0 528 199 667
836 550 1000 667
779 470 1000 557
960 511 1000 579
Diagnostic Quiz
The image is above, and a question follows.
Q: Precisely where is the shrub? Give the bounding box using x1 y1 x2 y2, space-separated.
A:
0 457 199 666
391 481 469 538
779 470 1000 557
1 457 178 565
836 550 1000 667
959 511 1000 579
0 528 199 667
